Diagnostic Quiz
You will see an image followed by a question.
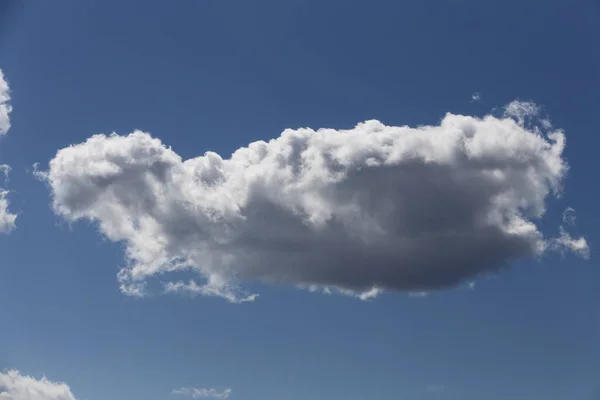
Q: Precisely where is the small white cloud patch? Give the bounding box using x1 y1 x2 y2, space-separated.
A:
503 100 540 125
173 387 232 399
0 69 16 233
550 207 589 258
164 280 258 304
41 101 588 302
0 70 11 135
0 370 78 400
0 190 17 233
562 207 577 226
471 92 481 101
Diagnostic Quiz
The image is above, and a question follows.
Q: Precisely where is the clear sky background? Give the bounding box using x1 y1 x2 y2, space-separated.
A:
0 1 599 399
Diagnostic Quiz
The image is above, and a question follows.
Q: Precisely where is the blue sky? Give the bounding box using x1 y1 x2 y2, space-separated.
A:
0 1 599 399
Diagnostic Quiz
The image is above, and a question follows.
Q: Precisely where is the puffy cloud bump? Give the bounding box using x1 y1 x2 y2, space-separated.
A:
40 102 588 302
0 370 78 400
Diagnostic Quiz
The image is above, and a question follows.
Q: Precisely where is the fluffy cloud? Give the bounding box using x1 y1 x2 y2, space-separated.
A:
0 70 11 136
40 101 588 302
0 370 78 400
0 188 17 233
172 388 232 399
0 69 16 233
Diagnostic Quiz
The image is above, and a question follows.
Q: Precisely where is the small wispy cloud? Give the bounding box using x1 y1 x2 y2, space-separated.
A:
471 92 481 101
172 387 232 399
503 99 540 125
165 280 258 304
550 207 589 259
562 207 577 226
550 227 590 259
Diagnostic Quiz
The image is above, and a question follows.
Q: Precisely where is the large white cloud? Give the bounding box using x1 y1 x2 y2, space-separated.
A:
40 101 588 302
0 370 78 400
0 69 16 233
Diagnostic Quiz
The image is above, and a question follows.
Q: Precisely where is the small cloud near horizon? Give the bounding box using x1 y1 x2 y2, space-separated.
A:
172 387 233 399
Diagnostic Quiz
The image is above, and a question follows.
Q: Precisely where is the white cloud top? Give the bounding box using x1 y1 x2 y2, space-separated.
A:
173 388 232 399
0 69 16 233
0 370 78 400
40 101 588 302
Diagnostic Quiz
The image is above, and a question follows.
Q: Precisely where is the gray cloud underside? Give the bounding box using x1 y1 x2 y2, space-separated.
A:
41 101 588 302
